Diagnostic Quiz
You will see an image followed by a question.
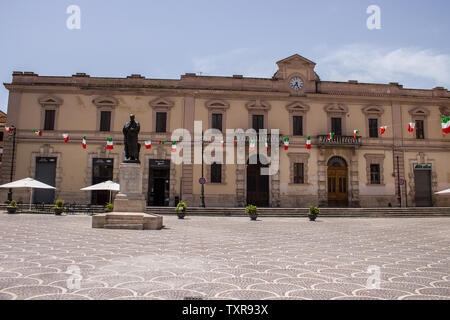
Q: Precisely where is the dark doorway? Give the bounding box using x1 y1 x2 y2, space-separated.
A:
246 155 269 207
91 158 114 205
33 157 56 204
327 156 348 207
414 169 432 207
148 159 170 206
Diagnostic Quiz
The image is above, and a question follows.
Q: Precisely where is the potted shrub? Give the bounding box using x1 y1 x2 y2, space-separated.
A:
246 204 258 221
308 206 320 221
53 200 64 216
175 201 187 219
104 203 114 212
7 200 18 214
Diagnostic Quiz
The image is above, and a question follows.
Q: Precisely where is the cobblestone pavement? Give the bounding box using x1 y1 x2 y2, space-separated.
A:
0 214 449 300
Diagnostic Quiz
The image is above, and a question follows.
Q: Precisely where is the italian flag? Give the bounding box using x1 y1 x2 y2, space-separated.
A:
441 117 450 134
408 122 415 133
305 136 311 150
379 126 387 135
265 139 269 151
221 140 224 147
34 130 42 136
62 133 69 142
159 140 166 145
106 137 113 150
145 140 151 149
5 127 12 133
249 139 256 151
353 130 359 139
283 137 289 150
327 132 335 140
171 141 177 153
82 136 87 149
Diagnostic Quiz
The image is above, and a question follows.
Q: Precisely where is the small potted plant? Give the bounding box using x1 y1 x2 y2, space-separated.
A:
246 204 258 221
308 206 320 221
104 203 114 212
53 200 65 216
175 201 187 219
7 200 18 214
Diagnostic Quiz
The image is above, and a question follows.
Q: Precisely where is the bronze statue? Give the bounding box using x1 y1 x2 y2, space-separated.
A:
123 114 141 162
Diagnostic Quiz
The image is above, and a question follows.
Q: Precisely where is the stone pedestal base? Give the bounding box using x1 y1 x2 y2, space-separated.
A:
92 162 163 230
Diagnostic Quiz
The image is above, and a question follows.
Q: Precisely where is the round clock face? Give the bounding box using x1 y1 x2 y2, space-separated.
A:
289 77 304 91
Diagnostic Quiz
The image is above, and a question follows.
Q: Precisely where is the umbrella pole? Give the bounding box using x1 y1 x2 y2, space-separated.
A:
29 188 33 211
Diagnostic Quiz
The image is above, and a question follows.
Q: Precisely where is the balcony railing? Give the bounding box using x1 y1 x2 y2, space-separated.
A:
317 135 361 147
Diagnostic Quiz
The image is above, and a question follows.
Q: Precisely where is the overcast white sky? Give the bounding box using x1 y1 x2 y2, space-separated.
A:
0 0 449 113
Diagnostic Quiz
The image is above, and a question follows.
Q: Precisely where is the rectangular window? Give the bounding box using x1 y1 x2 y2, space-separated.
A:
293 116 303 136
211 163 222 183
44 110 55 131
293 163 304 184
331 117 342 136
211 113 223 132
0 132 3 141
156 112 167 133
415 120 424 139
370 164 381 184
252 115 264 131
369 119 378 138
99 111 111 132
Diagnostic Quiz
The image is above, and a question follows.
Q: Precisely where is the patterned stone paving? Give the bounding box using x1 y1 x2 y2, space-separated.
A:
0 214 449 300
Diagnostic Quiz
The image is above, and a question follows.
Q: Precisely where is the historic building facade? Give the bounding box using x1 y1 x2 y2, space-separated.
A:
1 54 450 207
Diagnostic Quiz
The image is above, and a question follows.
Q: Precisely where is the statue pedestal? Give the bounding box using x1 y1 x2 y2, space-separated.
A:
92 162 163 230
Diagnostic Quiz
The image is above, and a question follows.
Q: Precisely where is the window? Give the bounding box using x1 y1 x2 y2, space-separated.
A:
252 115 264 131
44 110 55 130
0 132 3 141
331 117 342 136
369 118 378 138
156 112 167 133
211 113 223 132
211 162 222 183
293 116 303 136
370 164 381 184
293 163 304 184
415 120 424 139
99 111 111 132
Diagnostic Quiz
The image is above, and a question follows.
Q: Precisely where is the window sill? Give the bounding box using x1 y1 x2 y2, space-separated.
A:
366 183 385 186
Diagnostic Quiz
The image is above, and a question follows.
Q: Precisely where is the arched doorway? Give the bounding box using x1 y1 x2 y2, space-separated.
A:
247 155 269 207
327 156 348 207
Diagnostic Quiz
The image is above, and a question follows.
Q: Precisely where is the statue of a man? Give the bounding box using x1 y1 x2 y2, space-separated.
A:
123 114 141 162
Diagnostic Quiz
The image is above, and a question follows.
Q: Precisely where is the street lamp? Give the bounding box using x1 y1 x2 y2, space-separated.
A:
200 131 205 208
7 125 16 202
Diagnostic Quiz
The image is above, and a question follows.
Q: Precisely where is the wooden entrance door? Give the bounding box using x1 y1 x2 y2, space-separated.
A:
327 166 348 207
247 160 269 207
414 169 432 207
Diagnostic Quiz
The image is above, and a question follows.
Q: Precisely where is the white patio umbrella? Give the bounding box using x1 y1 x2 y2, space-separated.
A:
0 177 56 211
435 188 450 195
81 180 120 203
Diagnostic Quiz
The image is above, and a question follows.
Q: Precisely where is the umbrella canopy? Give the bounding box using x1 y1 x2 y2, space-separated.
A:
435 188 450 195
0 177 56 211
81 180 120 191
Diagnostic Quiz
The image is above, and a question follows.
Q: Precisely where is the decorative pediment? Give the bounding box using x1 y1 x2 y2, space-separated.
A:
285 101 310 113
276 54 316 68
92 96 118 107
408 106 430 116
362 105 384 115
245 100 271 111
149 97 174 109
205 99 230 109
324 103 348 114
38 95 63 106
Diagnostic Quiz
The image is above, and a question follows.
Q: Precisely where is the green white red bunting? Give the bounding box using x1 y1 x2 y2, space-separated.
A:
62 133 69 142
249 139 256 151
5 127 12 133
441 117 450 134
82 136 87 149
283 137 289 150
306 136 311 150
327 132 335 140
379 126 387 135
353 130 359 139
171 141 177 152
106 138 113 150
408 122 415 133
34 130 42 136
265 139 268 151
145 140 151 149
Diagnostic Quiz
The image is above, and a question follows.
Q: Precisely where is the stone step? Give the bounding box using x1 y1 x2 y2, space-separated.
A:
105 219 144 225
104 224 144 230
